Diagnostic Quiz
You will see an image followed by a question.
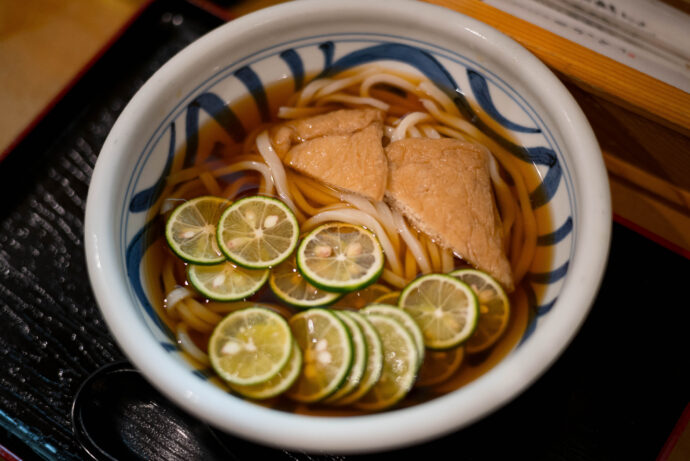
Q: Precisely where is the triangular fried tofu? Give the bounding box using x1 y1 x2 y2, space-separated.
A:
270 108 385 157
284 122 388 202
385 138 514 291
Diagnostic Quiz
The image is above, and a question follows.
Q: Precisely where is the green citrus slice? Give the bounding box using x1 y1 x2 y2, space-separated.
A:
165 196 229 264
372 291 401 305
187 261 268 301
399 274 479 350
333 283 392 309
286 308 353 402
324 311 367 403
330 312 383 406
450 269 510 354
355 314 418 411
415 347 465 387
208 307 293 386
269 257 342 308
217 195 299 269
296 223 384 293
361 303 425 369
229 340 302 400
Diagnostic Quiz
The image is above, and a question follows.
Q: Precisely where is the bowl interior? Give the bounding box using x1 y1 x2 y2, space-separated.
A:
85 0 609 453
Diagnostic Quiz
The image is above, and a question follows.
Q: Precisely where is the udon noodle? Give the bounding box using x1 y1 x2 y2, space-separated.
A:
144 64 546 411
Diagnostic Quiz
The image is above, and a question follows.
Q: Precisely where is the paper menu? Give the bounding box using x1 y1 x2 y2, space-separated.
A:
481 0 690 93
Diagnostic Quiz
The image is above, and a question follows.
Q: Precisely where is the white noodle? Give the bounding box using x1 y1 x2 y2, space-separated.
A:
408 126 422 138
315 67 381 99
176 323 210 366
340 193 400 249
487 148 510 196
360 73 418 98
420 124 442 139
382 269 407 289
165 286 194 310
255 130 299 214
391 112 431 142
433 124 471 142
373 200 400 248
420 99 482 139
210 160 275 195
441 247 455 273
392 209 432 274
296 78 333 107
487 147 516 249
417 81 461 117
339 192 379 217
302 209 402 275
277 105 334 119
315 202 352 213
161 198 186 214
314 94 390 112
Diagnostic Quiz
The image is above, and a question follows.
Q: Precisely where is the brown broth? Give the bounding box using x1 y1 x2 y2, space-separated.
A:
141 75 554 415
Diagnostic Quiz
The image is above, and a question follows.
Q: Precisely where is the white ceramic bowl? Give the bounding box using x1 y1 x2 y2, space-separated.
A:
84 0 611 453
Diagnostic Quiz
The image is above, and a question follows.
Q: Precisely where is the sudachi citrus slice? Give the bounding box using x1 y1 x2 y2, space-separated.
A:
217 195 299 269
229 340 302 400
324 311 367 403
361 303 425 369
333 283 391 309
399 274 479 350
296 223 384 292
355 314 418 411
208 307 293 386
286 308 353 402
269 257 342 308
372 290 401 305
450 268 510 354
415 347 464 387
187 261 268 301
165 196 229 264
330 311 383 406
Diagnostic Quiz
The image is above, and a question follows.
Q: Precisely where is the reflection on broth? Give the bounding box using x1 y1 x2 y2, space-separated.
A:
142 65 552 415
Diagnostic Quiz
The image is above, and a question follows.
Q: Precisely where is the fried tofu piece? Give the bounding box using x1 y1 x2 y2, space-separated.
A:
385 138 514 291
270 108 385 157
285 123 388 201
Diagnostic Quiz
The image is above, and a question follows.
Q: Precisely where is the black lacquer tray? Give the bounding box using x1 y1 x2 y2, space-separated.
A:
1 1 687 459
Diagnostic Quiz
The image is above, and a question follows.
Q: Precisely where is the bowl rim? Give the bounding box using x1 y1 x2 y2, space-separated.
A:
84 0 611 453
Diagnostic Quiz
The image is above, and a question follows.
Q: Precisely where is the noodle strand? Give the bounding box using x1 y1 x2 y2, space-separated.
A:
392 209 432 275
